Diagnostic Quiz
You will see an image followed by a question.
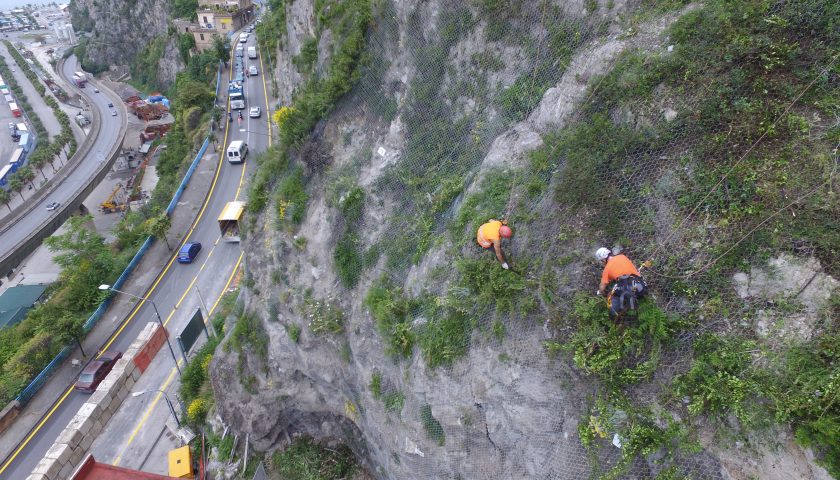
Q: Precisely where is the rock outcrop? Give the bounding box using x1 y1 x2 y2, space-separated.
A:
208 1 837 479
70 0 181 88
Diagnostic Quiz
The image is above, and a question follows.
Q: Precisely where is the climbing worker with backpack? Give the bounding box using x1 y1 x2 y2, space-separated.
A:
476 219 513 269
595 247 647 318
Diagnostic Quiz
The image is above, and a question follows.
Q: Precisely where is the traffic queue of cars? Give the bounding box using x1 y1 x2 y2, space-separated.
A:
70 22 262 397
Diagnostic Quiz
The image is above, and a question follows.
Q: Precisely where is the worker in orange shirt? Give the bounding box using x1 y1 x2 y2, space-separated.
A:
595 247 647 317
476 219 513 269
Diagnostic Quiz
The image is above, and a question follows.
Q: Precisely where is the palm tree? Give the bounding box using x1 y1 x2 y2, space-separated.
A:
18 166 35 190
30 150 47 180
45 142 58 171
0 188 11 212
49 142 63 167
8 175 24 201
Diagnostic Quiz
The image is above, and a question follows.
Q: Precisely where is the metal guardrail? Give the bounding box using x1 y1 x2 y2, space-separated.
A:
14 61 225 407
17 231 155 404
0 57 99 236
0 58 114 278
167 137 210 215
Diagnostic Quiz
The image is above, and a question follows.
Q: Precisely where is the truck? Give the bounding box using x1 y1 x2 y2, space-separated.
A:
228 81 245 110
9 102 20 117
247 46 256 59
75 112 90 126
72 71 87 88
218 201 245 242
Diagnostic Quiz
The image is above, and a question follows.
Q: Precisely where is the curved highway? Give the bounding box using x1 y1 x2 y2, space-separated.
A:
0 32 269 478
0 55 124 274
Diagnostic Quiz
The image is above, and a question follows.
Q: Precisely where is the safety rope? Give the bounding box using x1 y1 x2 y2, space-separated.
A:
644 149 838 279
640 57 838 277
502 0 550 220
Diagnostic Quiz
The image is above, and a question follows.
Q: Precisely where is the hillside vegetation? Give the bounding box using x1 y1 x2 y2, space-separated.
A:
206 0 840 478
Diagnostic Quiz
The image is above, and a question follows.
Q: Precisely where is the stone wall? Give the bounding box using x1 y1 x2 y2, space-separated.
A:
26 322 165 480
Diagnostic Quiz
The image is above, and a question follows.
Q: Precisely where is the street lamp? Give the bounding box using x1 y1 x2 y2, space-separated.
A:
98 284 181 375
132 389 181 429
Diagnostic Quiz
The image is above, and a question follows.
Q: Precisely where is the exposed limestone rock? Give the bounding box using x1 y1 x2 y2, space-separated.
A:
208 2 834 479
70 0 182 88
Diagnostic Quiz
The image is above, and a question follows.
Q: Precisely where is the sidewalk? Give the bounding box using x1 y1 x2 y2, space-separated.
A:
0 42 63 141
0 130 225 464
0 46 90 224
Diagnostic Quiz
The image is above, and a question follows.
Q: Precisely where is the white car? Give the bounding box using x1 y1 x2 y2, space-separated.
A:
248 65 258 76
46 201 60 211
249 106 261 118
239 33 248 43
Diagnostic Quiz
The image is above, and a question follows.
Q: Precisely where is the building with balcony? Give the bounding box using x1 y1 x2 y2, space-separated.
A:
177 0 253 52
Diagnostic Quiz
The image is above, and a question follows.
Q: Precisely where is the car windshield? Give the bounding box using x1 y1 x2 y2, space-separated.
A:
78 373 95 383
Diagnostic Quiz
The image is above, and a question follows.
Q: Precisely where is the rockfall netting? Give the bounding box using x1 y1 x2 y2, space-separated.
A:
251 0 840 478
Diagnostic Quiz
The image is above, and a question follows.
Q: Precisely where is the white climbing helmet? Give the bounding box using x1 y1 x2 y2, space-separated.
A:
595 247 611 262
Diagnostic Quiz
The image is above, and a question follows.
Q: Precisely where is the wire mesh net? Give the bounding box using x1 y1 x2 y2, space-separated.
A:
246 0 840 478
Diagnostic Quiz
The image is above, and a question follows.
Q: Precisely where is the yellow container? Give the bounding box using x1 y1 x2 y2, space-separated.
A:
168 445 193 478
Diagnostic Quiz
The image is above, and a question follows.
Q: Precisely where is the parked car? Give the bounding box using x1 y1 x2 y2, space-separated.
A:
248 65 258 76
178 242 202 264
45 201 60 211
249 106 261 118
74 353 123 393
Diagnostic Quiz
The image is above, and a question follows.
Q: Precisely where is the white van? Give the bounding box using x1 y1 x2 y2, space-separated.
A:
247 46 256 59
226 140 248 164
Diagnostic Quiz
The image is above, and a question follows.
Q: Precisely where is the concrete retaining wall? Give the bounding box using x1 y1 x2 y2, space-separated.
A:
0 59 126 278
132 322 168 374
25 322 163 480
0 401 20 434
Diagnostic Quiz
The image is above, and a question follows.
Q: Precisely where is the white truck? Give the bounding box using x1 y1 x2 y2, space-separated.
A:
247 46 256 59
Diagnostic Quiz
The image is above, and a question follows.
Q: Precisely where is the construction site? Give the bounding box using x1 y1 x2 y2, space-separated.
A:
124 95 170 122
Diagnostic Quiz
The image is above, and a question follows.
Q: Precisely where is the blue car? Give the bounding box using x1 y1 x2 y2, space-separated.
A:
178 242 202 264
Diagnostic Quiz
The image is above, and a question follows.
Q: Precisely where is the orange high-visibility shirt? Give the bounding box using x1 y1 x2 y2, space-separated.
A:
601 254 640 285
476 220 502 248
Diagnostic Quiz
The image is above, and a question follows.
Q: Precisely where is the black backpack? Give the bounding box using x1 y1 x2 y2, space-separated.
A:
608 275 646 318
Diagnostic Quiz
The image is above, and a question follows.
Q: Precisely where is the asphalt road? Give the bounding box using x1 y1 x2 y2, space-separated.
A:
0 55 122 261
0 32 269 478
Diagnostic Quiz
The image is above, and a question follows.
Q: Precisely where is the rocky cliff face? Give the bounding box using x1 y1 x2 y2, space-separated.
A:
69 0 182 88
209 1 838 479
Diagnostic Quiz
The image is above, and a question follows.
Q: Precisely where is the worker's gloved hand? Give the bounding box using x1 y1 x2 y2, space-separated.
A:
595 290 602 296
501 262 509 270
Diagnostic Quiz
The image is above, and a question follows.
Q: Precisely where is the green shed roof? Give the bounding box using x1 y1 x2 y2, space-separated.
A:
0 284 48 329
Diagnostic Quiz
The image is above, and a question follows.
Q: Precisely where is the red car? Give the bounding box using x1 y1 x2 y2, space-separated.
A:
74 352 123 393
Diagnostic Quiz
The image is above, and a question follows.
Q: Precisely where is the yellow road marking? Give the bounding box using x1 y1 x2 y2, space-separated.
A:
174 277 199 311
111 368 178 467
210 252 244 315
0 387 74 475
0 56 239 474
110 255 242 466
258 42 272 145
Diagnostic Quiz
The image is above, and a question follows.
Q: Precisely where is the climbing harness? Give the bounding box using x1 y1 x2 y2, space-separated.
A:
606 274 646 319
